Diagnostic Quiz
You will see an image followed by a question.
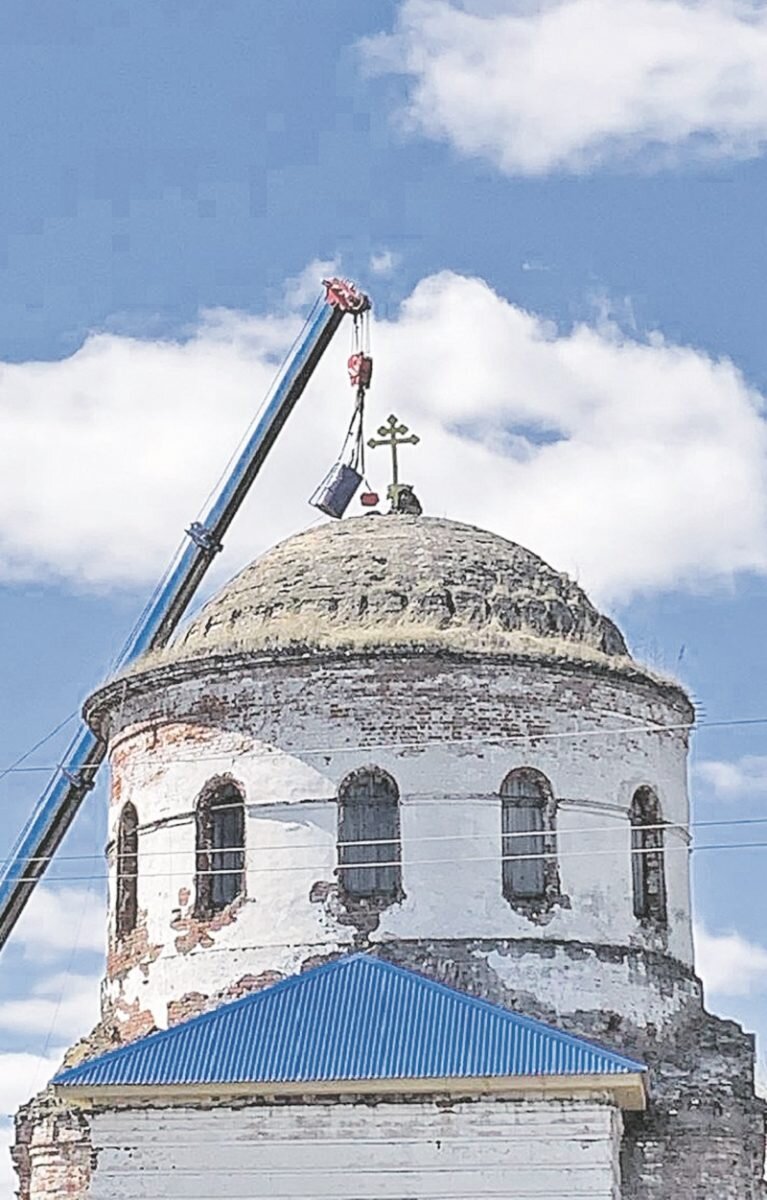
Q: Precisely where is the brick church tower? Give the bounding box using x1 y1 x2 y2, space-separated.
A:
14 514 765 1199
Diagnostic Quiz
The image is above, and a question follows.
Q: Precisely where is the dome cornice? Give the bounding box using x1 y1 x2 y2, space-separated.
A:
84 642 694 738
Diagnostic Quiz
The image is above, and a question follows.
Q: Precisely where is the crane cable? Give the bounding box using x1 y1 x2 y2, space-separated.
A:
338 308 373 481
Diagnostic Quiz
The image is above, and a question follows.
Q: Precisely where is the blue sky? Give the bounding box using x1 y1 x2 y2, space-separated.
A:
2 0 767 1188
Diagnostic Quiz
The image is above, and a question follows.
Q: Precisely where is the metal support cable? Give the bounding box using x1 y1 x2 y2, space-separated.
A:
4 814 767 870
5 711 767 779
6 837 767 886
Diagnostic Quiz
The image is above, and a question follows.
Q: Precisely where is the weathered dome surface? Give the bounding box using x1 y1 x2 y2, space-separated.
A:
148 514 630 667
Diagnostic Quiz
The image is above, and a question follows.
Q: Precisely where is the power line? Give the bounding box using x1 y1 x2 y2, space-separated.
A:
0 711 78 783
6 836 767 887
3 713 767 779
4 814 767 871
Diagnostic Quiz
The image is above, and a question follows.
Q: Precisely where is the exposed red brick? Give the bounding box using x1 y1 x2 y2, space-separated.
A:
166 970 286 1027
106 908 162 981
110 995 158 1043
167 991 209 1025
300 952 343 974
13 1092 91 1200
170 890 243 954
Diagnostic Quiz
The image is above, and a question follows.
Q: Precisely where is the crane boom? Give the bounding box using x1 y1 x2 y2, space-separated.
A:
0 278 370 952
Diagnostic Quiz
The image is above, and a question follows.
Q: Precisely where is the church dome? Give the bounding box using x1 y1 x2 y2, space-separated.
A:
83 505 697 1104
153 514 629 666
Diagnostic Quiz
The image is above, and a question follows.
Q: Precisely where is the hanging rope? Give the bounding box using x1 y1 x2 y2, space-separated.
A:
309 308 376 518
344 310 373 479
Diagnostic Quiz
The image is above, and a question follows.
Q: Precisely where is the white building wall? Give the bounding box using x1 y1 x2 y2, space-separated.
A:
88 1098 623 1200
96 653 695 1038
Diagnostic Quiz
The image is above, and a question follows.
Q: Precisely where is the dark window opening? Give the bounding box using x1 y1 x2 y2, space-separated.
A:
501 770 550 901
338 767 401 901
630 787 667 926
195 779 245 917
116 802 138 940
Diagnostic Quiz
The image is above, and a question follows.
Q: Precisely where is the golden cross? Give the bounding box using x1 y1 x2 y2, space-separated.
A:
368 414 420 491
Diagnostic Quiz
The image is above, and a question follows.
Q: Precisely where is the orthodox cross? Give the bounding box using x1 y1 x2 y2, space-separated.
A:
368 414 420 491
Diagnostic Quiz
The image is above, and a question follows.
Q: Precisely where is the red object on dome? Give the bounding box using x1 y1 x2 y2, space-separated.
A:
360 491 380 507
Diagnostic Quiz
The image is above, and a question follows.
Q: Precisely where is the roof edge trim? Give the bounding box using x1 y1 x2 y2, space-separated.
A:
56 1070 647 1112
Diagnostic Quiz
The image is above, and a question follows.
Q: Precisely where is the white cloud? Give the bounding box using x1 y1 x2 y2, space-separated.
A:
369 249 399 276
1 270 767 605
695 755 767 797
12 887 106 961
0 306 300 589
694 925 767 997
378 272 767 601
362 0 767 174
0 1051 65 1199
0 972 100 1040
283 257 340 310
0 896 102 1193
0 1050 63 1116
0 1123 13 1200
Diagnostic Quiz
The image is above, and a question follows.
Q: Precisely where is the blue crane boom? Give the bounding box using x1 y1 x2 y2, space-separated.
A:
0 277 371 952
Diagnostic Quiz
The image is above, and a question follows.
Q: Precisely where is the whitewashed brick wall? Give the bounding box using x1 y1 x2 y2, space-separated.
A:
96 653 694 1038
89 1097 624 1200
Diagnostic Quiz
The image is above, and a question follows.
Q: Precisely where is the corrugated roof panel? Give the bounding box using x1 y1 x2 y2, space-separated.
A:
54 954 646 1090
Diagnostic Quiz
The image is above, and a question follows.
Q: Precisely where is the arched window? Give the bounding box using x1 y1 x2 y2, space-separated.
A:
630 787 667 925
501 769 556 903
116 802 138 939
195 778 245 918
338 767 401 901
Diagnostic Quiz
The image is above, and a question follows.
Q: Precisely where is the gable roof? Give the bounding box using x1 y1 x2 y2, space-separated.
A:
54 954 647 1106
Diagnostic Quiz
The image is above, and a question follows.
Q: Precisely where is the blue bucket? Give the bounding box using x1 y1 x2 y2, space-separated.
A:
309 462 363 519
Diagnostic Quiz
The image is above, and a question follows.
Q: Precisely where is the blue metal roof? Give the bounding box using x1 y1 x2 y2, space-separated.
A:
54 954 646 1090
